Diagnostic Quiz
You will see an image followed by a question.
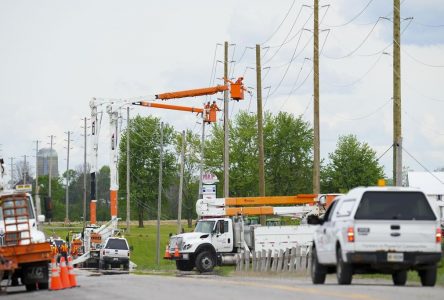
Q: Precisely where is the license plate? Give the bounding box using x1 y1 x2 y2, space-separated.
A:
113 257 119 261
182 254 189 260
387 252 404 262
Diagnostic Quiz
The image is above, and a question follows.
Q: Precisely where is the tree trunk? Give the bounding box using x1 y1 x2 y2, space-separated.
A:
138 202 144 228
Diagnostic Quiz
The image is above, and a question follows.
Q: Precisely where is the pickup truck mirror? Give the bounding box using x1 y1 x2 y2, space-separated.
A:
130 245 134 251
37 214 45 223
307 215 323 225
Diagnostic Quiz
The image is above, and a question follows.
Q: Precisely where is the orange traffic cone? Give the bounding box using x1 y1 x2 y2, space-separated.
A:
49 258 63 291
174 244 180 258
59 256 71 288
164 245 171 259
67 256 78 288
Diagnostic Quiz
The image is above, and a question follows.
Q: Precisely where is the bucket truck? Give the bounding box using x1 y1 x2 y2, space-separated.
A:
164 193 339 272
0 158 52 291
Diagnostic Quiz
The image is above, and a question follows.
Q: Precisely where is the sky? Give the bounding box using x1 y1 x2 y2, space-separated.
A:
0 0 443 186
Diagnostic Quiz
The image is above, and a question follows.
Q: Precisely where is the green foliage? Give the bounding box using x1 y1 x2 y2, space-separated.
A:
118 116 177 227
37 175 66 221
204 111 313 197
321 134 385 193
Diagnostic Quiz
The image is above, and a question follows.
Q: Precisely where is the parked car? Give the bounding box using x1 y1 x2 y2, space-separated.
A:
99 237 130 270
309 187 442 286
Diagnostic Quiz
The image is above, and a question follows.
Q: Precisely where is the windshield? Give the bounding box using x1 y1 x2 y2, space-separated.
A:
194 220 215 234
105 239 128 250
354 191 436 221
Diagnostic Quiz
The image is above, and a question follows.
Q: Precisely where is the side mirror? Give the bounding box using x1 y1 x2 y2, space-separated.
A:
37 215 45 223
130 245 134 251
307 215 323 225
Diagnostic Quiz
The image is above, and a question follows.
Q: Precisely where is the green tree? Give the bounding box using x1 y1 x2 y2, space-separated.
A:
119 115 177 227
37 175 65 221
321 135 385 193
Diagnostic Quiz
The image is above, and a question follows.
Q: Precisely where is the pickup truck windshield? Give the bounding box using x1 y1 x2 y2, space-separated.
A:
195 221 215 233
105 239 128 250
355 191 436 221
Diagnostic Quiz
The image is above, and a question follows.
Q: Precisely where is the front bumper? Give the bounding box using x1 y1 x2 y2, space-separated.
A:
346 251 441 267
163 251 192 261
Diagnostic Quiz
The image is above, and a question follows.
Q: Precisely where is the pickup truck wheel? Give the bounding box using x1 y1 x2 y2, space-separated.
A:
38 282 49 290
418 267 437 287
336 248 353 285
310 248 326 284
392 270 407 286
195 251 215 273
176 259 194 271
25 283 37 291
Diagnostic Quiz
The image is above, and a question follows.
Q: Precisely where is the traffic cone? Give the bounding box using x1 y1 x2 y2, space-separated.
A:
163 245 171 259
49 257 63 291
59 256 71 288
174 244 180 258
67 256 78 288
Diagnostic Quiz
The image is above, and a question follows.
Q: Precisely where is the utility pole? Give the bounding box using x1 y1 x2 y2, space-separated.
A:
34 140 41 216
48 135 54 198
256 44 265 197
313 0 321 194
156 122 164 266
198 121 205 199
65 131 72 223
83 118 87 227
23 155 27 184
126 106 131 233
223 41 230 197
393 0 402 186
177 130 185 234
9 157 14 187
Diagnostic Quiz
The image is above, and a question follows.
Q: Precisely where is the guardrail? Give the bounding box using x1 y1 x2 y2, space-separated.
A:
235 245 312 273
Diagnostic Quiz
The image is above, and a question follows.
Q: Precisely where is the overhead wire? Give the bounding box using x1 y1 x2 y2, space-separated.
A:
261 0 297 45
402 147 444 185
322 0 374 28
376 145 393 161
393 39 444 68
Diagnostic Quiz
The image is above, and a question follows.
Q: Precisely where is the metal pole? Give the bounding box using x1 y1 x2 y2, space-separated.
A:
65 131 71 223
313 0 321 194
23 155 27 184
156 122 164 266
393 0 402 186
177 130 185 234
83 118 87 227
223 41 229 197
126 106 131 233
35 141 41 216
49 135 53 198
198 120 205 199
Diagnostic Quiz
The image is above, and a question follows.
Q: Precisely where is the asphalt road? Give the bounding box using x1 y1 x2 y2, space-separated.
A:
4 270 444 300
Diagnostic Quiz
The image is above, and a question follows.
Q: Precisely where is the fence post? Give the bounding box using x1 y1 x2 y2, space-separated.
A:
252 250 256 271
271 250 278 272
289 247 296 272
245 251 250 272
235 253 240 271
265 249 272 272
295 245 301 271
277 249 284 272
255 251 261 272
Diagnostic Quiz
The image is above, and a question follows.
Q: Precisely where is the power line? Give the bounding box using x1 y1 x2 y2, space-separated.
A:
377 145 393 161
261 0 297 45
393 39 444 68
332 98 391 121
402 146 444 185
323 0 374 28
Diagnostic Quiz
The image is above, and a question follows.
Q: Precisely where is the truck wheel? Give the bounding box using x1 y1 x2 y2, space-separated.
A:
195 251 215 273
176 260 194 271
25 283 37 291
392 270 407 286
38 282 49 290
336 247 352 285
310 247 326 284
418 267 437 287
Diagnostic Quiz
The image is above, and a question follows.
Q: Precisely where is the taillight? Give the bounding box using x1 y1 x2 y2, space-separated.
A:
347 227 355 242
436 228 442 243
102 250 105 255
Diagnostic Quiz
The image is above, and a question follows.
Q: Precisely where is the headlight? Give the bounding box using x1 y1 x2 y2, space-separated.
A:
182 244 192 250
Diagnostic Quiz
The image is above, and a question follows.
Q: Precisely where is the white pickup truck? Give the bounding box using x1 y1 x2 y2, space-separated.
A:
309 187 442 286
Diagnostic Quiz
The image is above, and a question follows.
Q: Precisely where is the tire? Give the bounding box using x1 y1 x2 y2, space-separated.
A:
418 267 437 287
310 247 327 284
392 270 407 286
176 259 194 271
123 262 130 271
38 282 49 290
25 283 37 291
336 247 353 285
195 251 215 273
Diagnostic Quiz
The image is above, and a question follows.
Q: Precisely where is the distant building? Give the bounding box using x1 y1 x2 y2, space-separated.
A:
37 148 59 177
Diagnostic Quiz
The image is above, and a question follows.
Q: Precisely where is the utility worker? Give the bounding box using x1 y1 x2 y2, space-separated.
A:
60 242 68 261
209 101 220 123
204 101 211 123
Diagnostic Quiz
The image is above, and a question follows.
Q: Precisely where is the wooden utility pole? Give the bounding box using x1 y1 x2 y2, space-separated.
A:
156 122 164 266
48 135 54 198
256 44 265 197
223 41 230 197
126 107 131 233
177 130 185 234
313 0 320 194
83 118 87 227
393 0 402 186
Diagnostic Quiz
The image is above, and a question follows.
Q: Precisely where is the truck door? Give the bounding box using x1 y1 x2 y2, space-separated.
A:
315 200 338 264
212 220 233 253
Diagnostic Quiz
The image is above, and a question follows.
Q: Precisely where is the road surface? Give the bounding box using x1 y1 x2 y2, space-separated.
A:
5 270 444 300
